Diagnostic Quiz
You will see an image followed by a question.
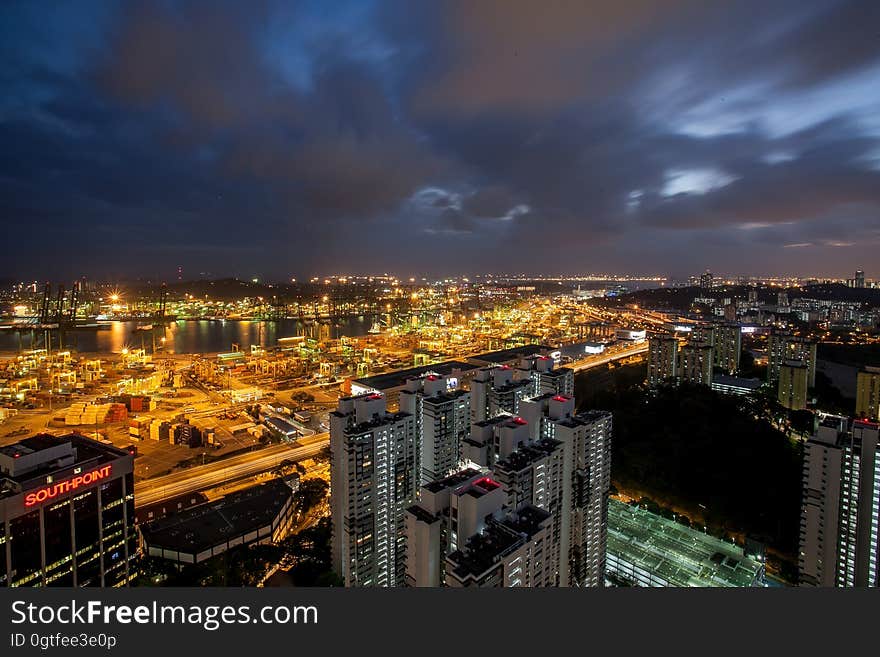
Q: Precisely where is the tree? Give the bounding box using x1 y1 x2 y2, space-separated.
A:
789 409 815 437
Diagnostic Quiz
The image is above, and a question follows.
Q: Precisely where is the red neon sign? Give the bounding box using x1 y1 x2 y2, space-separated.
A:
24 465 112 507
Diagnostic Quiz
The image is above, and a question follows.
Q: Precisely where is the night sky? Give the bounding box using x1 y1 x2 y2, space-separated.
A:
2 0 879 281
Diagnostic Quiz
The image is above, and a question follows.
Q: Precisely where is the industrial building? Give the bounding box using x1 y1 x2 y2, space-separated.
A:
140 479 296 565
606 500 765 587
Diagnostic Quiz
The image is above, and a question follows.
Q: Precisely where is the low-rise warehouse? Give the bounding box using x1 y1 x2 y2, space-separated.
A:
140 479 297 565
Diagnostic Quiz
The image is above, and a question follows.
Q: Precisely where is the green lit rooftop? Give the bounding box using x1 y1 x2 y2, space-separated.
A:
607 499 764 587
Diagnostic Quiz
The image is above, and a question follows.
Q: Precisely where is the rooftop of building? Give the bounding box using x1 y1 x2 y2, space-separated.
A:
492 378 534 394
0 432 131 497
711 374 762 390
466 345 550 365
446 505 549 581
498 504 551 537
446 523 522 581
422 468 482 493
342 411 413 435
352 361 477 391
554 409 611 429
472 415 513 429
405 503 439 524
494 438 563 473
400 387 470 404
461 476 502 498
264 416 297 435
140 479 293 554
540 367 573 378
606 499 763 587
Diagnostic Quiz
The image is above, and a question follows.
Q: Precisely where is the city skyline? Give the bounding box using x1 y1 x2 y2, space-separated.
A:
2 0 880 280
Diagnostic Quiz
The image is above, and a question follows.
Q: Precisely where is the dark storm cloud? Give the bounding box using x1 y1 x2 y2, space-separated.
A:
1 0 880 279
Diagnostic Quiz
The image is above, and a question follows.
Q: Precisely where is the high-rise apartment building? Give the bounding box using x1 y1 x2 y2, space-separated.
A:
679 342 714 386
768 333 817 386
799 416 880 587
838 420 880 587
461 414 530 470
445 504 555 587
778 361 809 410
330 392 417 587
690 321 742 374
399 373 470 484
856 367 880 421
407 391 612 588
404 469 503 587
469 365 534 423
713 323 742 374
516 355 575 398
647 334 678 386
549 408 613 587
0 433 137 587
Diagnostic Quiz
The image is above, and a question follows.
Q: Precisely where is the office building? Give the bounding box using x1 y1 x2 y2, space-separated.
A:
768 333 817 386
647 334 678 386
399 373 470 484
778 361 809 410
799 416 880 587
856 366 880 421
679 342 714 386
330 392 417 587
0 433 137 587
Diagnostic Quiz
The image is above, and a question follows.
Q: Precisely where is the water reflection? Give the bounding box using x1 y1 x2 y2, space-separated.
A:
0 316 374 354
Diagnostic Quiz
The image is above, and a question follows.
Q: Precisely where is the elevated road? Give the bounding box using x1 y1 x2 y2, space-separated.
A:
568 342 649 372
135 433 329 508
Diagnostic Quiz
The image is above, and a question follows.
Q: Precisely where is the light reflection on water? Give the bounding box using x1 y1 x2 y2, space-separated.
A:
0 317 374 354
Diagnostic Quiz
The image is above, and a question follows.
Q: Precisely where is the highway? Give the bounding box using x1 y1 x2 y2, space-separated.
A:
135 433 329 508
569 341 649 372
